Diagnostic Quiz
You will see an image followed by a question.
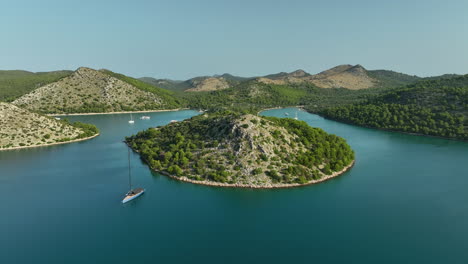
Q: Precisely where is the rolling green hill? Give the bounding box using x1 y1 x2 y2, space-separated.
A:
0 70 73 102
368 70 421 88
319 75 468 140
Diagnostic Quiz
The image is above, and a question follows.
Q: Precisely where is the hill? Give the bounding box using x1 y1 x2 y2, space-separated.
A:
0 70 73 102
138 77 190 92
12 67 181 114
139 74 251 92
126 112 354 188
0 102 98 150
255 65 421 90
319 75 468 140
367 69 421 88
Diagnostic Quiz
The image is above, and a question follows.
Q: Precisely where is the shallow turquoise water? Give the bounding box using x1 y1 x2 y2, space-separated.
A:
1 108 467 263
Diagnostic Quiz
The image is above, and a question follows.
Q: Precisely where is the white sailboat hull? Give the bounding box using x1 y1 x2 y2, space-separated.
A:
122 189 145 203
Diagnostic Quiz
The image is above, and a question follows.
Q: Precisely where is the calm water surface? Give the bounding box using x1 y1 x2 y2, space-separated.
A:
1 108 467 263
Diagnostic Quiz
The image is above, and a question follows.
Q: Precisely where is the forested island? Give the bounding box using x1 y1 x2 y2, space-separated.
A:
126 112 354 188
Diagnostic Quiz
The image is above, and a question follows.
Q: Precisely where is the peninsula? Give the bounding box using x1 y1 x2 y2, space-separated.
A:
126 112 355 188
0 102 99 150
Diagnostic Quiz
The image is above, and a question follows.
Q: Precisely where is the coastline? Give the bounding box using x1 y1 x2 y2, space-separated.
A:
312 112 468 142
0 133 99 151
257 105 305 116
262 106 466 142
154 160 355 189
48 108 189 117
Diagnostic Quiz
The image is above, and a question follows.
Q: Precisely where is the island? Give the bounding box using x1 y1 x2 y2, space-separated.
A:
126 112 355 188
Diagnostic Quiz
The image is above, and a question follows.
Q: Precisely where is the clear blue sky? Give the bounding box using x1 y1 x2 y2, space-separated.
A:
1 0 467 79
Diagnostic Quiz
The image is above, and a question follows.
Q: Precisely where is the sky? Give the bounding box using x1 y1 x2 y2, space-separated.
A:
1 0 467 80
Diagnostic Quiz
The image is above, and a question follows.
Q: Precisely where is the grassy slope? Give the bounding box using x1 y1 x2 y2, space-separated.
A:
100 69 183 108
0 70 73 102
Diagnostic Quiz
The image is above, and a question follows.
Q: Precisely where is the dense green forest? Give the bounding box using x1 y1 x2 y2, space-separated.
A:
126 112 354 186
69 121 100 138
0 70 72 101
319 75 468 140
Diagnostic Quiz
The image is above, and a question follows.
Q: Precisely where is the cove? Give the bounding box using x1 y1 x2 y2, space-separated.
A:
1 108 467 264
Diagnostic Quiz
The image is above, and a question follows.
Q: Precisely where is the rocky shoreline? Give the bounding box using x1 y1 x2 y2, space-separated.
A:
157 160 355 189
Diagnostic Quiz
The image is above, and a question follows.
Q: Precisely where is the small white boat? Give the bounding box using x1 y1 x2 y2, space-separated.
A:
122 188 145 204
284 112 289 116
128 113 135 124
294 111 298 120
170 120 178 123
122 147 145 204
140 116 150 120
55 117 61 120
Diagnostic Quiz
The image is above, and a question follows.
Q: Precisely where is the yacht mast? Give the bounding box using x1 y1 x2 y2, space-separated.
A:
128 147 132 190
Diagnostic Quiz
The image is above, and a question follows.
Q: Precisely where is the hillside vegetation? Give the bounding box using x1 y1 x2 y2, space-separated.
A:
0 70 72 101
12 67 181 114
0 102 98 149
126 112 354 188
319 75 468 140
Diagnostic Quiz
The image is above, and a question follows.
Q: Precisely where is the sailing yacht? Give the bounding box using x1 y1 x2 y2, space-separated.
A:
294 111 298 120
122 147 145 203
128 113 135 124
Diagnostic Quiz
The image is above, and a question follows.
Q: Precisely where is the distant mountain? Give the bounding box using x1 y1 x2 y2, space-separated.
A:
139 74 252 92
140 65 435 92
254 65 430 90
0 70 73 101
138 77 190 92
257 65 389 90
12 67 181 114
0 102 98 149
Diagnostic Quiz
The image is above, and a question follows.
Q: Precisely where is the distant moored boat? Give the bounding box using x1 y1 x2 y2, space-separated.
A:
140 116 150 120
128 113 135 124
